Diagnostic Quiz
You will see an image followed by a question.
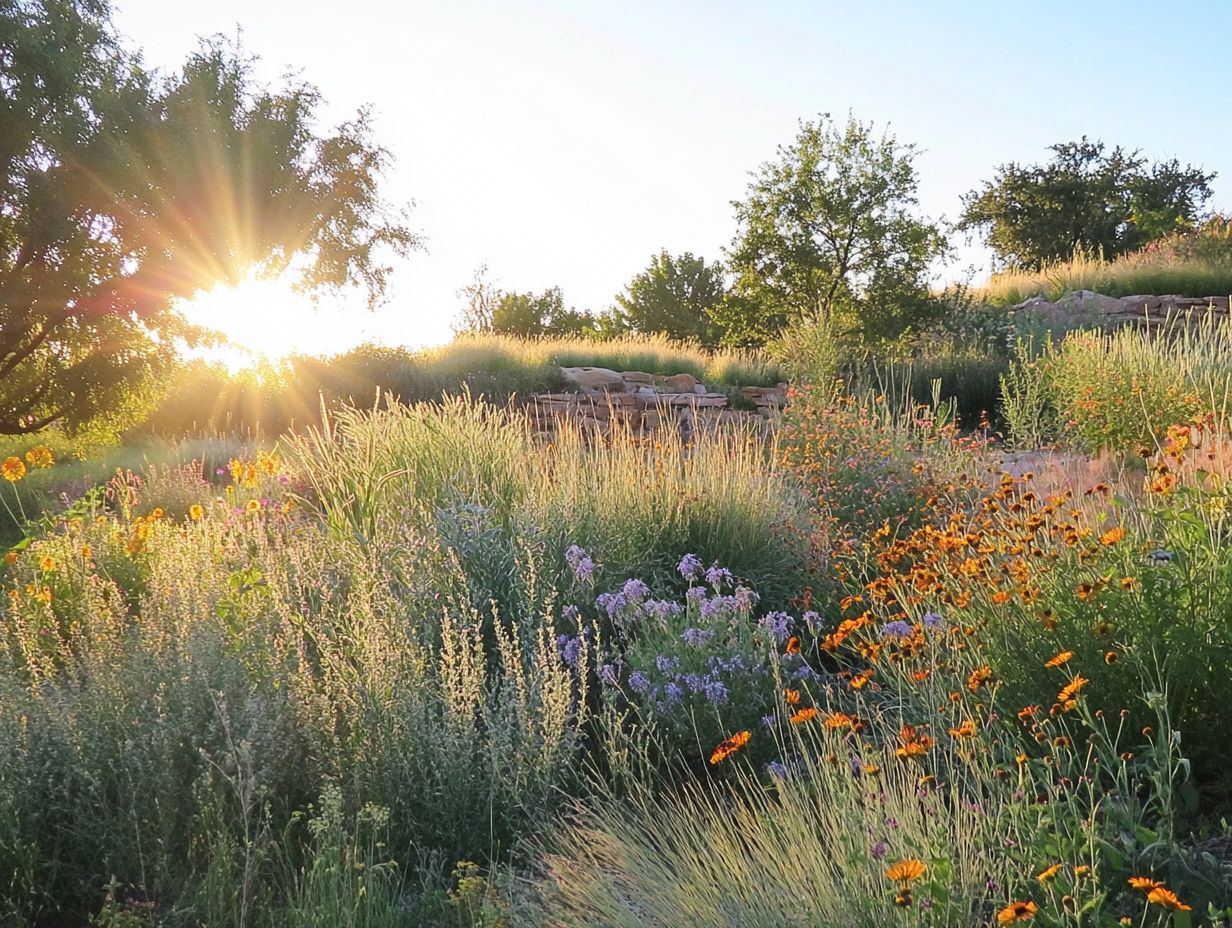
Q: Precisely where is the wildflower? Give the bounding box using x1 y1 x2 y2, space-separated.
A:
627 671 650 693
654 655 679 674
766 760 788 779
1128 876 1163 892
24 446 54 469
1146 886 1191 911
598 664 618 686
1073 866 1090 879
1045 651 1073 668
884 859 926 883
894 891 913 907
783 688 800 705
621 578 649 601
678 553 702 580
3 551 15 566
967 666 993 692
1104 650 1118 664
1036 863 1062 884
565 545 595 583
702 679 728 705
881 619 913 639
997 901 1037 923
922 611 943 629
681 627 713 647
947 719 977 739
189 504 204 521
1017 705 1041 721
708 730 751 764
245 499 261 514
1057 675 1089 705
2 457 25 482
38 555 55 571
784 635 801 654
870 840 888 860
1099 526 1125 545
1120 576 1138 590
790 707 818 725
705 563 732 589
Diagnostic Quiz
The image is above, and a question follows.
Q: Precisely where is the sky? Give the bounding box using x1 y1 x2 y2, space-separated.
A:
112 0 1232 362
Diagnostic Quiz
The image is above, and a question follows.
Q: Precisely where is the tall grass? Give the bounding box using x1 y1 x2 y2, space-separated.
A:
977 245 1232 306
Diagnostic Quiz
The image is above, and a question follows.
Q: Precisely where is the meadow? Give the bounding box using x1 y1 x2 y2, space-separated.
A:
3 321 1232 927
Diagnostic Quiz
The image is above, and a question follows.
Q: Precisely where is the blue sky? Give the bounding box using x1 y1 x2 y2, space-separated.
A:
113 0 1232 358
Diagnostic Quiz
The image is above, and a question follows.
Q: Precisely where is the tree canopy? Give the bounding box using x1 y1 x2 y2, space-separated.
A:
957 138 1215 271
612 250 726 346
0 0 416 437
724 113 946 346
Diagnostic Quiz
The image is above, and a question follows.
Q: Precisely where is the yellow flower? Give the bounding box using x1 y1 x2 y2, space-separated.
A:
1036 863 1062 884
24 446 54 469
81 543 92 559
791 707 819 725
997 900 1037 923
2 456 26 482
245 499 261 514
1057 675 1090 704
947 719 977 739
1045 650 1073 668
1128 876 1162 892
1099 526 1125 545
3 551 15 566
884 859 926 883
189 504 204 521
38 556 55 572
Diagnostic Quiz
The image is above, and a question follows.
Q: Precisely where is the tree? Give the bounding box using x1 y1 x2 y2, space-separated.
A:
453 263 501 334
613 250 726 345
0 0 417 437
490 286 596 338
725 113 946 346
957 138 1215 270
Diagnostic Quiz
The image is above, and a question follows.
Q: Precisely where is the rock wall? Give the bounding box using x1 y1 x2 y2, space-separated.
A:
1013 290 1230 327
531 367 788 438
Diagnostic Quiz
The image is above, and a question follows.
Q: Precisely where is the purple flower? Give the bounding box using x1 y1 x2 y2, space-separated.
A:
871 841 888 861
645 599 683 621
734 586 760 610
655 655 680 674
681 627 714 647
595 591 628 621
628 671 650 693
562 604 580 622
766 761 789 779
758 611 792 643
565 545 595 583
621 578 650 601
761 713 776 727
678 553 703 580
685 586 707 604
599 663 618 686
702 679 728 705
922 611 943 629
683 673 705 692
663 682 683 704
558 635 582 667
705 564 732 589
880 620 913 639
802 610 822 633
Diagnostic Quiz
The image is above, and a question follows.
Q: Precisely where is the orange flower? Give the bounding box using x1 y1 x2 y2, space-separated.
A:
1045 651 1073 668
1017 704 1041 721
790 707 818 725
1103 651 1118 665
245 499 261 514
708 730 751 765
821 710 858 729
24 446 54 469
1057 675 1090 704
884 858 926 883
947 719 977 739
1099 526 1125 545
966 666 993 692
1037 863 1062 884
1146 886 1191 911
997 900 1038 923
189 504 204 521
782 689 800 706
1128 876 1163 892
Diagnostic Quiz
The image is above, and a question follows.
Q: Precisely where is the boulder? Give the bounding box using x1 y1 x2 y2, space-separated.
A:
620 371 655 385
561 367 626 393
658 372 699 393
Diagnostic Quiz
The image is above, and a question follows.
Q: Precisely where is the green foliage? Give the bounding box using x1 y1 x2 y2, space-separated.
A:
959 138 1215 271
725 113 947 345
0 0 416 438
491 287 597 338
612 250 726 346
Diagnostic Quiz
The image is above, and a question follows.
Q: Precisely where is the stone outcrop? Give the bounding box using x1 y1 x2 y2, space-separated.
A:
536 368 789 438
1013 290 1230 328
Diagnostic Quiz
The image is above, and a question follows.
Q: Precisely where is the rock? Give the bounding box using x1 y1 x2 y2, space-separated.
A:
620 371 655 385
561 367 626 393
692 383 708 395
658 372 699 393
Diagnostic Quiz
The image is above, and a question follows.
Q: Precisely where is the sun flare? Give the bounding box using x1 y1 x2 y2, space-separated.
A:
176 274 364 370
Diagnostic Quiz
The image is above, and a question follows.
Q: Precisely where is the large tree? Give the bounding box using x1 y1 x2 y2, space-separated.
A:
724 113 946 346
0 0 416 436
958 138 1215 271
613 249 725 346
490 287 596 338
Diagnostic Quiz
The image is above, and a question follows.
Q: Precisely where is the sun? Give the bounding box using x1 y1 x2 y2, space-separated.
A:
176 273 358 370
